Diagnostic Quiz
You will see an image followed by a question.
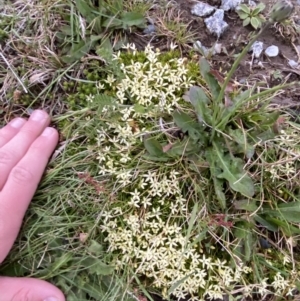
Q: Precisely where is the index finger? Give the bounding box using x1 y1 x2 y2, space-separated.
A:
0 126 59 263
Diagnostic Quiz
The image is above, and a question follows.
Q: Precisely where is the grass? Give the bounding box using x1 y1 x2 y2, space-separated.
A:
1 0 300 300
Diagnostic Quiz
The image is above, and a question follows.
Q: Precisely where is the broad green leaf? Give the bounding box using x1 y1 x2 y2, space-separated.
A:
199 58 220 100
213 178 226 208
243 17 251 27
81 257 114 275
187 86 212 124
234 199 258 212
229 128 255 159
96 38 113 64
253 3 265 14
173 111 203 140
90 16 103 34
250 17 260 29
213 143 254 197
102 17 123 29
144 137 165 157
255 128 276 142
217 89 252 130
254 215 278 232
234 221 254 261
61 40 94 64
238 12 250 19
88 240 103 255
261 201 300 222
121 12 145 29
75 0 94 20
60 25 73 36
47 253 73 275
166 138 201 157
206 149 226 209
264 216 300 236
238 4 251 14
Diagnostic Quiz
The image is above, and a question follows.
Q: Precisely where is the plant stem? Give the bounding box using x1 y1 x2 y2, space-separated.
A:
210 21 271 141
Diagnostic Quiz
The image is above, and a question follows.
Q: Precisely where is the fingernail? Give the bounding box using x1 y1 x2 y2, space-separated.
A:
10 118 25 128
41 127 55 137
30 110 48 122
44 297 59 301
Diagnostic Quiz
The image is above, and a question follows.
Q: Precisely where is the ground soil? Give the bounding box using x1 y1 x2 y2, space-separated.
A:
130 0 300 109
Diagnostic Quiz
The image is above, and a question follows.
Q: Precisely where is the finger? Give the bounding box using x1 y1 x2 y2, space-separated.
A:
0 110 50 190
0 118 27 148
0 277 65 301
0 127 58 263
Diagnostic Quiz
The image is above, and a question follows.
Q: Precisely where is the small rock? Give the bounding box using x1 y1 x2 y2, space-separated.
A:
265 45 279 57
221 0 243 11
191 1 215 17
248 0 256 7
204 9 229 38
250 41 263 58
214 43 222 54
194 41 210 56
288 59 299 68
259 238 271 249
143 24 156 35
194 41 223 56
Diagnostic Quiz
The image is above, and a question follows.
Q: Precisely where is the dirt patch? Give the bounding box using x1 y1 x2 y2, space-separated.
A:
130 0 300 108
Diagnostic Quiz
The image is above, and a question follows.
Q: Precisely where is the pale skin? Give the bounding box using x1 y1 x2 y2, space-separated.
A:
0 110 65 301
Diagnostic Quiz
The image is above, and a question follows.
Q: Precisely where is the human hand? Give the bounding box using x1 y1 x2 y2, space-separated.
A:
0 110 65 301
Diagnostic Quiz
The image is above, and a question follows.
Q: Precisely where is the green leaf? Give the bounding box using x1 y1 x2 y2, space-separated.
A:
60 25 73 36
173 111 195 131
80 257 114 276
253 3 265 14
61 39 94 64
88 240 103 255
96 38 113 64
250 17 260 29
102 17 123 29
238 4 251 14
228 128 255 159
173 111 203 140
199 58 220 100
234 199 258 212
261 201 300 222
187 86 212 125
238 12 250 19
206 149 226 209
263 217 300 236
144 137 165 157
254 215 278 231
166 138 201 157
75 0 94 19
121 12 145 29
233 221 254 261
243 17 251 27
213 142 255 197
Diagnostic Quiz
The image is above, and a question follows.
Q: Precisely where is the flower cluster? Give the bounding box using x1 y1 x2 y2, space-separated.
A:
264 127 300 182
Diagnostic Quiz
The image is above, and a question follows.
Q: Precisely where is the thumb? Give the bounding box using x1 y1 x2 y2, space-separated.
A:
0 277 65 301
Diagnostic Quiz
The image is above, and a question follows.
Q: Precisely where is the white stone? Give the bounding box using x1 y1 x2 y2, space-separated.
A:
204 9 229 38
221 0 243 11
250 41 264 58
288 59 299 68
265 45 279 57
191 1 215 17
